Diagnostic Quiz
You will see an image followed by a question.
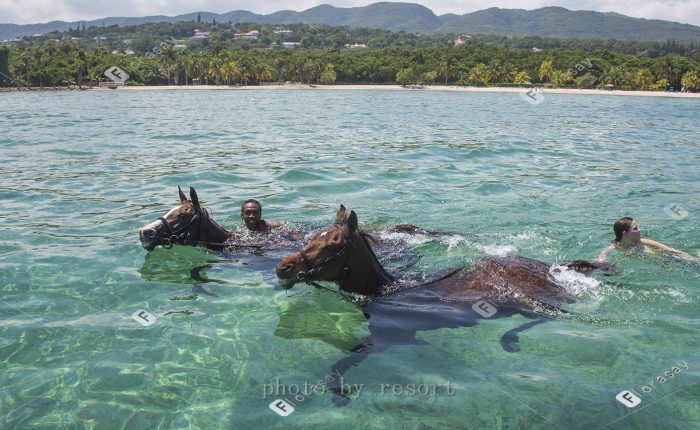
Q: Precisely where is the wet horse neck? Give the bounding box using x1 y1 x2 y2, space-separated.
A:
342 234 395 296
195 212 231 248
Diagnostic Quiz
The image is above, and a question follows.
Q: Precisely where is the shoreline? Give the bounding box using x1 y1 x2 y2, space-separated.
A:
1 83 699 98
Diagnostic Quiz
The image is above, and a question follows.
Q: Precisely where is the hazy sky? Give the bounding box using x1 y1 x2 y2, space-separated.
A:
1 0 699 26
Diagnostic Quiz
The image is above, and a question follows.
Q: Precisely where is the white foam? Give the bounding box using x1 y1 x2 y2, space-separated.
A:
379 231 432 246
482 244 517 257
548 265 607 312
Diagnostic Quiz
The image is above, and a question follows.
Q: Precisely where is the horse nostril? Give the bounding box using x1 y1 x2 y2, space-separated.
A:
143 229 156 239
279 264 293 273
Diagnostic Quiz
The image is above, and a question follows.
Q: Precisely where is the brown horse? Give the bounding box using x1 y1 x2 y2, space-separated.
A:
138 186 232 252
275 205 613 403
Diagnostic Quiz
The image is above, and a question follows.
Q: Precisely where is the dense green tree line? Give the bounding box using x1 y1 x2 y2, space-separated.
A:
12 21 700 56
5 33 700 91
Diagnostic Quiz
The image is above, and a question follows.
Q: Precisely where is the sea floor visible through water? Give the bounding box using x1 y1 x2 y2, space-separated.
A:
0 89 699 429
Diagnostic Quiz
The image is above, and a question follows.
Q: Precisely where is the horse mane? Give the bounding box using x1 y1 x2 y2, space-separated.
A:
356 227 395 285
359 230 380 245
202 207 230 234
332 216 395 290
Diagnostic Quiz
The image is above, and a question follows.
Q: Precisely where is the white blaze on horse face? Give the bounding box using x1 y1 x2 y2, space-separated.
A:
142 205 179 231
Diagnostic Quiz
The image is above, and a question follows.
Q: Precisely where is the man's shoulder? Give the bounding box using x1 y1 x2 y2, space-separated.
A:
262 219 283 229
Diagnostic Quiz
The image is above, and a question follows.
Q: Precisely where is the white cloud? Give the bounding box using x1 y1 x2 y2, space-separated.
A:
1 0 699 26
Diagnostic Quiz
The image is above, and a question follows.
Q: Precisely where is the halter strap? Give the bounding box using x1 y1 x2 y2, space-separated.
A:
156 209 201 248
296 225 357 290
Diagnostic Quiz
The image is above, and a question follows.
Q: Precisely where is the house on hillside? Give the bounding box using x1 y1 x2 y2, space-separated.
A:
190 29 210 41
1 37 23 46
453 34 471 46
235 30 260 40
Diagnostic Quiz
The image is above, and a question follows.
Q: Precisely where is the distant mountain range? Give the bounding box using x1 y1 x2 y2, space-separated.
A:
2 2 700 43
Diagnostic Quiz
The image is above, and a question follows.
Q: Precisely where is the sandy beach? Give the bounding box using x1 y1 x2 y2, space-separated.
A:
116 84 700 98
2 83 699 98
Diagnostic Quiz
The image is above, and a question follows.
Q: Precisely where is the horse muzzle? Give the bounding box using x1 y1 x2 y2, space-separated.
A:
139 228 158 251
275 259 302 289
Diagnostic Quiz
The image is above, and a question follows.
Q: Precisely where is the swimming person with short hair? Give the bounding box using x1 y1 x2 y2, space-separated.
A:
597 216 695 262
240 199 283 232
239 199 302 242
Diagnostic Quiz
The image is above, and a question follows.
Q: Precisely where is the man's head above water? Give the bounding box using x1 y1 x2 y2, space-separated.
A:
239 199 287 233
241 199 264 230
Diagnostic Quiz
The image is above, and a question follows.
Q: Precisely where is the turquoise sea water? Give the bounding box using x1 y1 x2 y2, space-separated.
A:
1 89 699 429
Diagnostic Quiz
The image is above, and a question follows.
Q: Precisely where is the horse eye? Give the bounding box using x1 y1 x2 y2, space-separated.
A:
324 244 336 251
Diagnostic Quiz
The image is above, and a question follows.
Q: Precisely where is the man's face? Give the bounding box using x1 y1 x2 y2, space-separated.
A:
241 202 262 230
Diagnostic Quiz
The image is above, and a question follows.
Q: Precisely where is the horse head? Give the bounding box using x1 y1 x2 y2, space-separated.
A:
138 186 206 251
275 205 393 295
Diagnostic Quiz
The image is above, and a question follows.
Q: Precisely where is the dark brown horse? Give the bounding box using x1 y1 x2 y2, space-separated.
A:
138 186 232 251
275 205 613 403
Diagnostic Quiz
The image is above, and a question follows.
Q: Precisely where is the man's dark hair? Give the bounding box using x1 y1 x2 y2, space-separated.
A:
241 199 262 214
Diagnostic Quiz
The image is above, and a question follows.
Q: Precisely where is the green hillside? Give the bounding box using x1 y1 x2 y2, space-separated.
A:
436 7 700 42
2 3 699 43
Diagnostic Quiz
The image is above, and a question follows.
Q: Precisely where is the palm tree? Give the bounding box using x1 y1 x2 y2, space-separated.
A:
681 70 699 92
76 49 87 89
658 57 679 87
602 66 626 87
207 57 220 85
513 70 532 85
236 57 252 85
160 45 177 85
34 48 44 88
273 56 287 83
196 54 210 85
182 54 195 85
254 62 273 84
468 63 491 86
17 49 33 86
319 64 337 84
487 59 514 84
438 54 456 84
633 68 654 90
221 59 240 85
173 53 186 85
538 59 554 84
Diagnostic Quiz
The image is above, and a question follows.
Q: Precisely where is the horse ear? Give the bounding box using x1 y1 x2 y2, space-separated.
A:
335 204 347 225
178 186 187 203
189 187 200 209
346 210 358 234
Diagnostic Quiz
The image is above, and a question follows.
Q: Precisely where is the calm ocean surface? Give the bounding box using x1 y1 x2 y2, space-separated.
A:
1 89 699 429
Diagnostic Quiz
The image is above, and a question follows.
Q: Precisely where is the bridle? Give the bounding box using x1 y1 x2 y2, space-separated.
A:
157 208 202 248
295 224 358 291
